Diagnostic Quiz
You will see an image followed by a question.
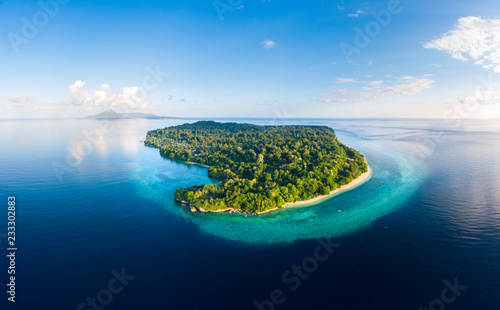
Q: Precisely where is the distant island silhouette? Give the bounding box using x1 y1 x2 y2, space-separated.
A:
84 109 180 120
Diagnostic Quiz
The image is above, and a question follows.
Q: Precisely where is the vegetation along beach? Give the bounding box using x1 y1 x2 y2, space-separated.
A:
145 121 369 215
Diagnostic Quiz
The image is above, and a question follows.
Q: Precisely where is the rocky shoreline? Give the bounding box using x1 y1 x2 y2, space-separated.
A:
176 199 259 215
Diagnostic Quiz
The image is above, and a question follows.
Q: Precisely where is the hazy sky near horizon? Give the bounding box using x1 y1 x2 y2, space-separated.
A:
1 0 500 119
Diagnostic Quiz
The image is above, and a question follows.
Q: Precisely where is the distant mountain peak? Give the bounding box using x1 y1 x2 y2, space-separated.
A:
84 110 179 120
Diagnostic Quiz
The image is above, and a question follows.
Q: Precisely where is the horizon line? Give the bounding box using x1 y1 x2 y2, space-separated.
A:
1 117 500 121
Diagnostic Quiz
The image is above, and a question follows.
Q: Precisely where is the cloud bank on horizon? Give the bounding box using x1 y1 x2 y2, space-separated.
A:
314 76 435 103
69 81 149 110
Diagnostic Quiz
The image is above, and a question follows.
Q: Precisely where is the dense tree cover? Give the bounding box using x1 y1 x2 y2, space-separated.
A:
145 121 367 213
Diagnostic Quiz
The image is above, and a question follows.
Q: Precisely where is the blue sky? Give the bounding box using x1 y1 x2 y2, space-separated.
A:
1 0 500 118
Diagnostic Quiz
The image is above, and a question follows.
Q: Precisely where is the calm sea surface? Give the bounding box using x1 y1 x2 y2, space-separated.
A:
0 118 499 309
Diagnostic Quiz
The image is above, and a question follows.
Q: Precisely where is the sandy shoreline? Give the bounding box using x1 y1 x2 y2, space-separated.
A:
256 163 372 215
185 162 372 215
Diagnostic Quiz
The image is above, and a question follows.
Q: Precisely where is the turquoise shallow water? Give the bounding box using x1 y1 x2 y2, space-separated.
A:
132 120 427 244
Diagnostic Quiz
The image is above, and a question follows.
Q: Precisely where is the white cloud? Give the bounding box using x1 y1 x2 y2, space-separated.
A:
312 97 351 103
364 80 383 86
374 77 434 95
313 97 333 103
337 4 344 11
457 89 500 106
261 40 276 49
335 78 357 84
69 80 149 110
424 16 500 72
348 10 366 18
8 95 34 104
236 5 244 10
314 75 434 103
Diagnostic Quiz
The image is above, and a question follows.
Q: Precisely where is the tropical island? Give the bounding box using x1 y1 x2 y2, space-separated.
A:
145 121 369 214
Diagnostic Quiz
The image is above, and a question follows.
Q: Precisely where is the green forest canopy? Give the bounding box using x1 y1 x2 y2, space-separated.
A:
145 121 367 214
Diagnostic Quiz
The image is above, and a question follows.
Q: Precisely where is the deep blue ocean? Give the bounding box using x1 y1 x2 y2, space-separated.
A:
0 118 499 310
